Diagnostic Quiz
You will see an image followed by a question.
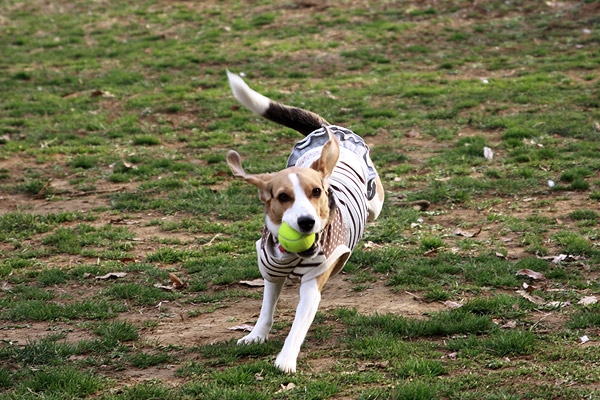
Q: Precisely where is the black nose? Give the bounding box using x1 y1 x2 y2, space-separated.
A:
297 216 315 232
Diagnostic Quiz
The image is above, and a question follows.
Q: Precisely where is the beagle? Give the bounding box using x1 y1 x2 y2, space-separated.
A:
226 71 384 373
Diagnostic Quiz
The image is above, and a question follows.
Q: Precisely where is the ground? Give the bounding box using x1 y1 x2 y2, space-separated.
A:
0 0 599 399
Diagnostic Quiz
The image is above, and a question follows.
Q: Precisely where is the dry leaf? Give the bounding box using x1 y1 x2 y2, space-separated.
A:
275 383 296 394
501 321 517 329
496 252 507 260
239 279 265 287
254 372 264 381
153 283 174 291
169 273 186 289
0 135 10 143
516 289 545 305
542 254 583 264
578 296 598 306
453 227 481 238
444 300 462 309
404 129 420 138
95 272 128 280
522 282 537 293
227 324 254 332
516 268 546 281
119 257 137 263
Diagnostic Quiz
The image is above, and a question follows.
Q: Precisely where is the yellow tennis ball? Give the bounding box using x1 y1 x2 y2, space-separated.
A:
277 222 315 253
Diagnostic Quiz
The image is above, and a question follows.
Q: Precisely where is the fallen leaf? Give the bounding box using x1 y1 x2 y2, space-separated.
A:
522 282 536 293
444 300 462 309
446 352 458 360
169 273 186 289
501 321 517 329
239 279 265 287
153 283 174 291
578 296 598 306
254 372 264 381
227 324 254 332
0 135 10 143
275 383 296 394
96 272 127 280
496 252 507 260
119 257 137 263
516 268 546 281
453 227 481 238
516 289 545 305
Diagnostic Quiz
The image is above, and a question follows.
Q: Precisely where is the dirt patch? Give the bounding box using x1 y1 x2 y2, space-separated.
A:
146 275 444 348
0 322 95 345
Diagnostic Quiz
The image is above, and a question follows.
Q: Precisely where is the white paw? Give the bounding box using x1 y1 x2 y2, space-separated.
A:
237 332 267 345
275 352 297 374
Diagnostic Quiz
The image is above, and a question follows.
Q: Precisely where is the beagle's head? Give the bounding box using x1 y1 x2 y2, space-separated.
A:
227 129 340 237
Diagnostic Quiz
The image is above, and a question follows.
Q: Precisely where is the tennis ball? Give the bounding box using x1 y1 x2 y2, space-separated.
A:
277 222 315 253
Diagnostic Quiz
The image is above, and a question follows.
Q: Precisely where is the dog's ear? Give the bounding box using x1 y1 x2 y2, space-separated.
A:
227 150 273 202
311 126 340 179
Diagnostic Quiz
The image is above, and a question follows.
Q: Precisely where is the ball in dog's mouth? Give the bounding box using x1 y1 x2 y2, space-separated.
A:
277 222 316 253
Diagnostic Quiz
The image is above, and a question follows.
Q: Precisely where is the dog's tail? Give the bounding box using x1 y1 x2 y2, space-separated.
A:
226 70 329 136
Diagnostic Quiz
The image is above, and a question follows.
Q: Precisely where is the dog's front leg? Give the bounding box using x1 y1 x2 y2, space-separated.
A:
238 279 284 345
275 278 320 373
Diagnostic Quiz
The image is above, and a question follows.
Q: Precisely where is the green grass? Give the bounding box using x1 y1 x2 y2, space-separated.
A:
0 0 599 398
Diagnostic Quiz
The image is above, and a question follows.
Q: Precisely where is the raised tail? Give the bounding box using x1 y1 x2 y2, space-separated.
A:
226 70 329 136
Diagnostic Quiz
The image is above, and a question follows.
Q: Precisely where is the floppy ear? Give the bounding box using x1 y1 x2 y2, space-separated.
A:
311 126 340 179
227 150 273 202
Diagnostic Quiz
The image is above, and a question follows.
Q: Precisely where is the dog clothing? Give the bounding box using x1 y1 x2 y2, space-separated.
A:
257 126 375 282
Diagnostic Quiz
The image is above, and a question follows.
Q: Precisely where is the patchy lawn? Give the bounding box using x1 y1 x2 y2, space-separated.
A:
0 0 599 399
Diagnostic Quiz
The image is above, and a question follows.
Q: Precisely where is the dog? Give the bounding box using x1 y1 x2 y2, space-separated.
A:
225 70 384 373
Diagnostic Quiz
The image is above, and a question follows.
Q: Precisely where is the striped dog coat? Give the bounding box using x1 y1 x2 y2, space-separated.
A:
257 125 377 282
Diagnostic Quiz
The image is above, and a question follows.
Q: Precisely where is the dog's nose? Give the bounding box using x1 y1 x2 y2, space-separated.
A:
297 216 315 232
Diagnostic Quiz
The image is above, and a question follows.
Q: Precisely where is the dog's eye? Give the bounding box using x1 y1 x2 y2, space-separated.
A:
278 193 291 202
311 188 321 198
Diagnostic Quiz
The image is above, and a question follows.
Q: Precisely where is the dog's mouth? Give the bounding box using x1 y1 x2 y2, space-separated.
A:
296 234 319 258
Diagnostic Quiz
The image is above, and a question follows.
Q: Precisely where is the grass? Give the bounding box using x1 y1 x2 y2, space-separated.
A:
0 0 599 398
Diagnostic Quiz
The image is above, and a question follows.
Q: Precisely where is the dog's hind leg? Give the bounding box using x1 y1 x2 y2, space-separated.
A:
275 278 321 373
238 279 284 344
